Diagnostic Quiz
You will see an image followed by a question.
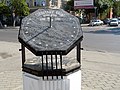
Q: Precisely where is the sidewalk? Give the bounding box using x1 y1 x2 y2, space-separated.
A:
0 41 120 90
0 26 20 30
82 50 120 90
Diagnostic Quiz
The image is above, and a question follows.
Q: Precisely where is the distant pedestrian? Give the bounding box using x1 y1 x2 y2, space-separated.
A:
12 12 16 27
0 20 3 28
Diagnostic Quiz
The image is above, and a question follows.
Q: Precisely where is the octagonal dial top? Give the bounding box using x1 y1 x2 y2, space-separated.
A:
19 9 83 54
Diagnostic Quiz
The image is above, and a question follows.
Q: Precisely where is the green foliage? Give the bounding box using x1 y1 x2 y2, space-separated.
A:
9 0 30 16
0 2 10 15
64 0 74 11
95 0 113 14
67 0 74 10
95 0 113 8
95 0 120 17
0 0 5 3
0 0 29 16
0 2 6 14
113 1 120 17
0 0 30 26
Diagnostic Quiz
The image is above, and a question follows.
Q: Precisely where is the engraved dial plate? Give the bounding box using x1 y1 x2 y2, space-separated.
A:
19 9 83 53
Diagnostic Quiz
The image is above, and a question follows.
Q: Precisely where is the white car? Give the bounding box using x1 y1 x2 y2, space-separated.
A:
89 19 103 26
109 18 119 26
117 17 120 24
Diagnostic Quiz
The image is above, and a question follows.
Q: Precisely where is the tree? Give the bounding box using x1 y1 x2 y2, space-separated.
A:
0 2 6 14
66 0 74 11
9 0 30 26
9 0 29 16
0 3 10 15
0 1 11 26
94 0 113 18
112 1 120 17
0 0 30 26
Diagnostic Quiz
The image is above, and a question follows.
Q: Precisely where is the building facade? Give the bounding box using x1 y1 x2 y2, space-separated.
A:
26 0 62 8
0 0 62 8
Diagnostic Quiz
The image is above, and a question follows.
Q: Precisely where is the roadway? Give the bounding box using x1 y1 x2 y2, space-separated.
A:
82 25 120 53
0 28 19 42
0 25 120 90
0 25 120 53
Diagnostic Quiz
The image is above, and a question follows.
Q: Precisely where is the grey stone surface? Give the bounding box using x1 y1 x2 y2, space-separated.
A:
82 69 120 90
19 9 82 54
1 41 120 90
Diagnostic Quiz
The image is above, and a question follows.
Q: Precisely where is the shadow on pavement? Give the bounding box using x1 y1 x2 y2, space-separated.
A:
84 27 120 35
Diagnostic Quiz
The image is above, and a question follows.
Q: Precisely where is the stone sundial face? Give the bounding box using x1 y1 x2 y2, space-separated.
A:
19 9 83 54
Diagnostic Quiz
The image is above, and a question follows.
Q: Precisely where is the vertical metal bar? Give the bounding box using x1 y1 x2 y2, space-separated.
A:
41 53 44 80
77 42 81 64
21 44 25 67
55 52 58 79
60 52 63 79
51 53 53 79
46 53 48 80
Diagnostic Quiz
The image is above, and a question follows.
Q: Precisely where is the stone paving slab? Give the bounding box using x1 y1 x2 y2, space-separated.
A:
0 71 23 90
1 41 120 90
82 69 120 90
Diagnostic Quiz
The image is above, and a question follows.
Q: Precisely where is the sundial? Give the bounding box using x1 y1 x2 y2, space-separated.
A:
18 8 83 79
18 9 83 55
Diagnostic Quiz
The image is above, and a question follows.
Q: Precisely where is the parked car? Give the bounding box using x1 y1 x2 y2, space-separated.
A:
103 18 110 24
117 17 120 24
109 18 119 26
89 19 103 26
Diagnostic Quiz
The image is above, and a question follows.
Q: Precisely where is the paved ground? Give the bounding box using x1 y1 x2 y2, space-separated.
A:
1 24 120 90
0 42 22 90
0 41 120 90
82 69 120 90
82 50 120 90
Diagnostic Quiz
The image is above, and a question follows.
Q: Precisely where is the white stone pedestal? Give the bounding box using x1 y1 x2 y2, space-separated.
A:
23 70 81 90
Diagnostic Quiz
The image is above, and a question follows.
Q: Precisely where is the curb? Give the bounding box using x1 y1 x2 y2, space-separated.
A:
0 26 20 29
2 26 20 29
